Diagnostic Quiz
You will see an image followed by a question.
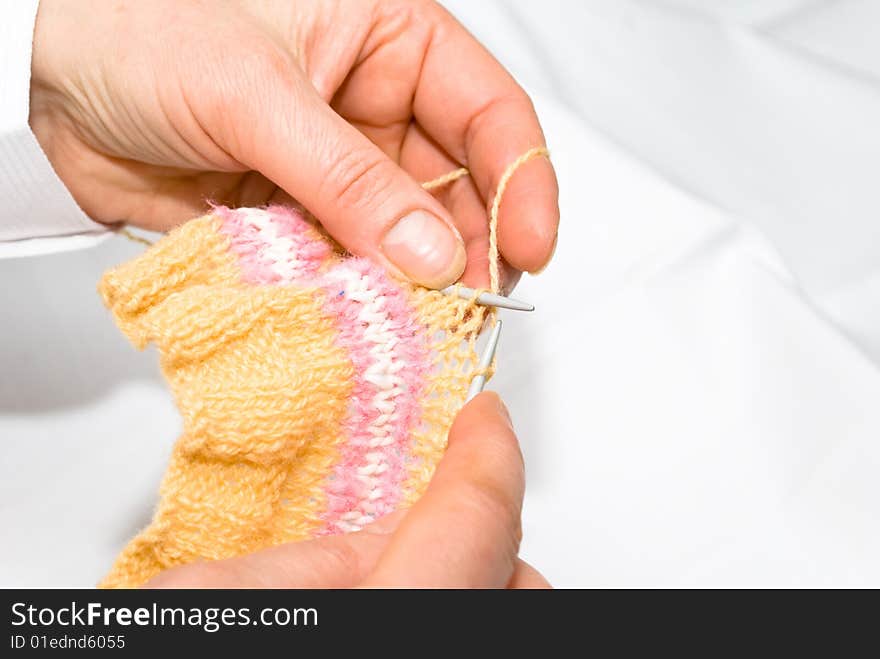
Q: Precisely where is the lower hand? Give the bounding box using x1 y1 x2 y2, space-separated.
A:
146 393 548 588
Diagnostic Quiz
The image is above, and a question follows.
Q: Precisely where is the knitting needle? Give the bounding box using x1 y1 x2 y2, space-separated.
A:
466 320 503 402
441 286 534 312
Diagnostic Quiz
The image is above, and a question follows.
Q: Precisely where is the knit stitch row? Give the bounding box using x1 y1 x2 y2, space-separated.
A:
99 147 549 587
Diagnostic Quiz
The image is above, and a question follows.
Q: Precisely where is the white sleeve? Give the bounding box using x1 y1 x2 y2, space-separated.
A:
0 0 109 259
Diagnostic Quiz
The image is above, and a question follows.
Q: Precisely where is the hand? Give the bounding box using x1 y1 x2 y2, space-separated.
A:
145 392 548 588
29 0 559 290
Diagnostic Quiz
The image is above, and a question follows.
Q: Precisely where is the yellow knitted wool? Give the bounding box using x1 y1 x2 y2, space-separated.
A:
98 213 485 588
98 147 548 588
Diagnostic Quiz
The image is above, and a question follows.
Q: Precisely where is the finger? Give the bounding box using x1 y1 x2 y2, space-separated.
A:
508 559 552 589
398 123 524 291
362 392 525 588
412 5 560 274
214 49 465 289
399 124 493 288
146 512 404 588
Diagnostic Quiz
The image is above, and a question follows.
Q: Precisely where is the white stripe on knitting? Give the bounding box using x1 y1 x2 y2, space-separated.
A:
238 208 313 281
323 264 407 531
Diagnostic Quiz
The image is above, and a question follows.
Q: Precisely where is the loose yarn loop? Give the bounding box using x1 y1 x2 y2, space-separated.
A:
100 147 548 588
421 146 550 294
420 166 470 191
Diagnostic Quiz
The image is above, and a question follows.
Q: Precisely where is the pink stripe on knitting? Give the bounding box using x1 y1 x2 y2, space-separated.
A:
316 260 429 534
215 205 331 284
214 204 429 534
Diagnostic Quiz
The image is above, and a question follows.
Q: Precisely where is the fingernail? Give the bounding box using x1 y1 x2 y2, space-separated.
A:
496 396 512 425
528 231 558 276
381 210 466 288
483 391 513 426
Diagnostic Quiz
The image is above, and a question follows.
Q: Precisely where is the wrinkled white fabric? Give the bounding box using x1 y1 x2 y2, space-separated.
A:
1 0 878 586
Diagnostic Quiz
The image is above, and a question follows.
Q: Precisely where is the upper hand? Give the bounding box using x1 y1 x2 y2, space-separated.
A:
29 0 559 290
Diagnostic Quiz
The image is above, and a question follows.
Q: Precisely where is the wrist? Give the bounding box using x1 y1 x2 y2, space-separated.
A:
28 0 67 154
29 0 72 98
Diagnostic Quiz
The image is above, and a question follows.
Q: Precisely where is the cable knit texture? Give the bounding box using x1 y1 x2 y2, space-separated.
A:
98 205 488 588
97 147 548 588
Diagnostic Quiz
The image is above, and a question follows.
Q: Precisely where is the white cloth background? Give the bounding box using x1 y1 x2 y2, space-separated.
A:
2 0 879 586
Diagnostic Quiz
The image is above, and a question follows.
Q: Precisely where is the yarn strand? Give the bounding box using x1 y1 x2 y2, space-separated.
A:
487 146 550 293
118 227 154 247
421 146 550 293
421 167 470 191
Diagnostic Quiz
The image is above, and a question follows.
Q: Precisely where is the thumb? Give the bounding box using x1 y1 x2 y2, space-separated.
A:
229 70 466 289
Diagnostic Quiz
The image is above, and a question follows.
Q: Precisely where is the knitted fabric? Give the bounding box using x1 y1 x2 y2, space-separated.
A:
97 204 493 588
98 147 548 588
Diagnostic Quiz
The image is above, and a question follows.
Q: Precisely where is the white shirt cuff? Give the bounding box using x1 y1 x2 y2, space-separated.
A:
0 0 108 258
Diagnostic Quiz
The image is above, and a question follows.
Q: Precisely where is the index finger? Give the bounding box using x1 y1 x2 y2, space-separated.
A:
412 4 560 274
362 392 525 588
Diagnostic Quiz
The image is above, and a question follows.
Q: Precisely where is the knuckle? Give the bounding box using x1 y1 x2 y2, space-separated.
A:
324 148 395 212
463 92 525 152
511 517 523 552
479 426 525 479
316 536 363 576
407 0 439 26
456 479 521 536
243 41 297 88
197 42 298 162
386 0 435 22
147 561 217 587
